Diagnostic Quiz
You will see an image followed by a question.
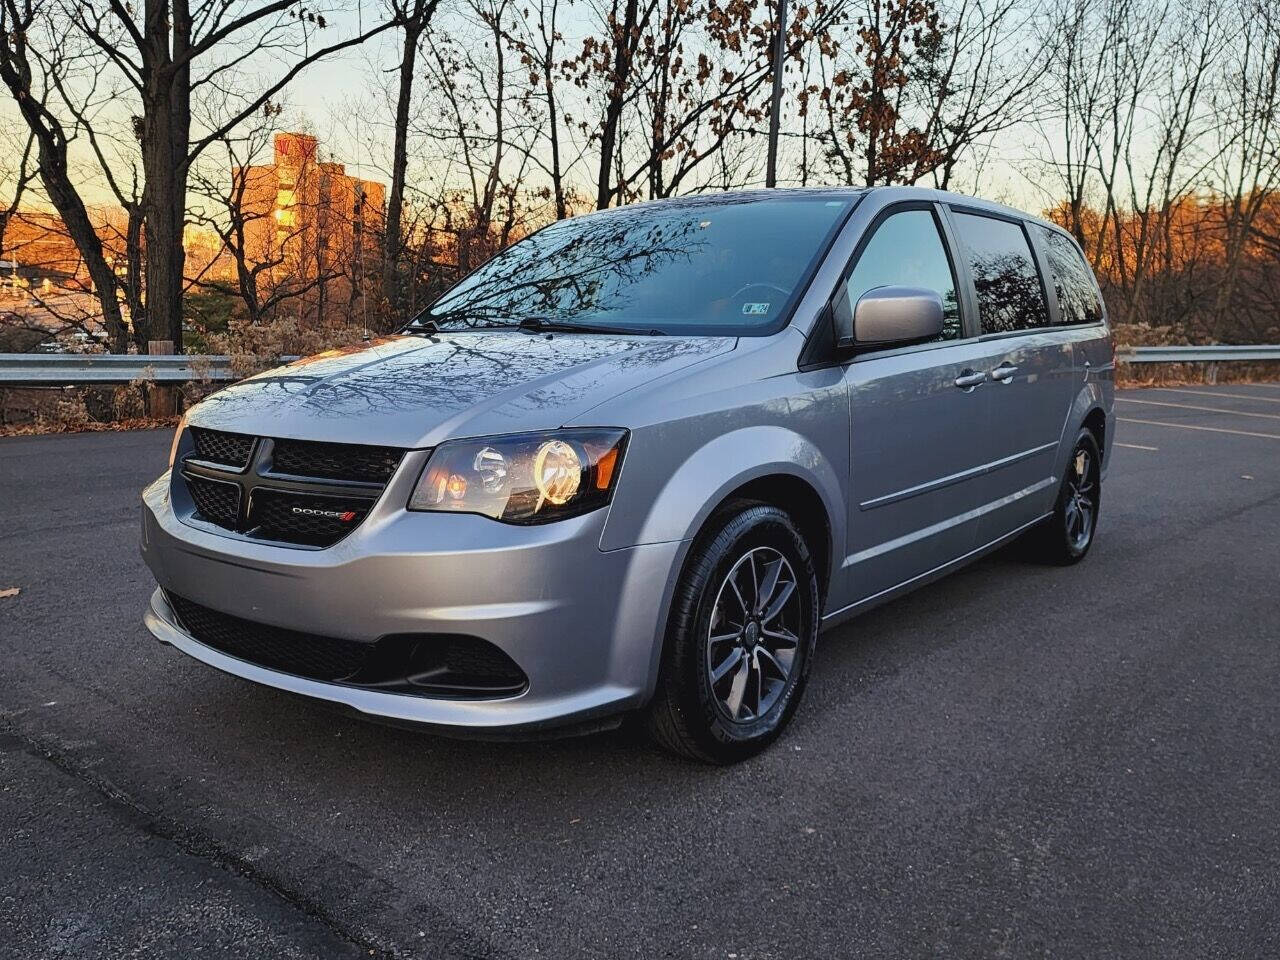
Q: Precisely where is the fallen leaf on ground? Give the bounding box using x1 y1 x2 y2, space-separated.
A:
0 587 18 599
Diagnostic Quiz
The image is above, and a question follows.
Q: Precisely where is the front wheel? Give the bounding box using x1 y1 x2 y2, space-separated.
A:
1025 428 1102 565
645 504 819 764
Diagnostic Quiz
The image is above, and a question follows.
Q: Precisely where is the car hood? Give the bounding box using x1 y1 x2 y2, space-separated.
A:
187 331 735 448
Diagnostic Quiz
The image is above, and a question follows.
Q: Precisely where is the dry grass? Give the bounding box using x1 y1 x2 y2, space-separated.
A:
0 415 179 437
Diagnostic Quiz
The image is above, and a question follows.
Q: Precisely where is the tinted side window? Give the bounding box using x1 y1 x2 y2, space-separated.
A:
952 212 1050 334
1039 227 1104 325
841 209 962 341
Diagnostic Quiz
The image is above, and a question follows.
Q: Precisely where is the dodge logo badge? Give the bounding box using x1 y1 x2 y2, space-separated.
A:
291 506 358 522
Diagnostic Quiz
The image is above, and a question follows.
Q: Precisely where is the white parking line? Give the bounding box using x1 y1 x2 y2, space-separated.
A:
1115 442 1159 451
1117 397 1280 420
1119 417 1280 440
1152 387 1280 405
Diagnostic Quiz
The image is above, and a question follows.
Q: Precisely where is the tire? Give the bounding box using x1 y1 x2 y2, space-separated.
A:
645 503 820 764
1025 427 1102 565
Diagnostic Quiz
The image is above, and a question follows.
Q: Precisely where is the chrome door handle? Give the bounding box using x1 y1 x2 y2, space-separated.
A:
954 370 987 389
991 363 1018 383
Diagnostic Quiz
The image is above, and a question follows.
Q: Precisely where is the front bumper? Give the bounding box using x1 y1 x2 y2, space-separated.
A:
140 471 684 733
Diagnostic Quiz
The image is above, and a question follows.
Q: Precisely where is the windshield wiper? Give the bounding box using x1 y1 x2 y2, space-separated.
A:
517 317 665 336
404 317 514 333
405 315 664 336
403 317 439 334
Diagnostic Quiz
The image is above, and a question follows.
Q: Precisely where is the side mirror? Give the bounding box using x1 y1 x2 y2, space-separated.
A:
854 286 945 345
835 285 944 349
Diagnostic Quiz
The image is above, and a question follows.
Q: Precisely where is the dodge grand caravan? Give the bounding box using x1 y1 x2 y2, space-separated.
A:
141 187 1114 763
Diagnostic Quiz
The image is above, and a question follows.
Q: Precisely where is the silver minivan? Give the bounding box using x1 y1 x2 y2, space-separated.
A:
142 187 1114 762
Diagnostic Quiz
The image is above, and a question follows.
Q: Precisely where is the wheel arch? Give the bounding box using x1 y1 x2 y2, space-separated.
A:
1082 406 1107 451
699 475 835 609
602 424 845 606
1062 380 1112 477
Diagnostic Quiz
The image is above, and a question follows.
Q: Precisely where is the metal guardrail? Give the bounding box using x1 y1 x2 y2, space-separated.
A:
1121 345 1280 363
0 354 238 386
1 344 1278 387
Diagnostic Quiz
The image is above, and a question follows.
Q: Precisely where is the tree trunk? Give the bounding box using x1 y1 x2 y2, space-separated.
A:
140 0 193 352
125 202 146 352
383 17 425 318
545 61 567 220
43 153 130 351
595 0 639 210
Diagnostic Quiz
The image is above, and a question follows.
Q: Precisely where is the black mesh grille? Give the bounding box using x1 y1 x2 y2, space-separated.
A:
166 592 371 681
440 636 527 687
270 438 403 484
164 594 528 698
248 489 373 547
190 427 254 469
185 474 240 530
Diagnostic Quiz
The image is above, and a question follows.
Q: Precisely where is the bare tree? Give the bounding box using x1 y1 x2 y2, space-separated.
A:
417 0 544 275
1211 0 1280 340
914 0 1047 189
571 0 660 209
382 0 442 316
0 0 131 349
507 0 574 219
60 0 396 351
802 0 954 187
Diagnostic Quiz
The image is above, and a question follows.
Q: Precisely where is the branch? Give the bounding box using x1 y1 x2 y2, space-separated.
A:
186 16 398 166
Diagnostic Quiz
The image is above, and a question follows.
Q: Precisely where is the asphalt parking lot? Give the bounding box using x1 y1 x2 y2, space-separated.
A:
2 383 1278 959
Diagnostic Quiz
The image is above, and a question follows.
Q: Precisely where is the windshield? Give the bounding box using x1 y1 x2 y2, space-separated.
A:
418 194 856 336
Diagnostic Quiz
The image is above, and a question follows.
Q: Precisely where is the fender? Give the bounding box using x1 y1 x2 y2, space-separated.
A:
601 422 848 702
600 423 847 570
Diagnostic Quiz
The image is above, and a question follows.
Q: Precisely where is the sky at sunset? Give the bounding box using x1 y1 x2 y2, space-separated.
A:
0 4 1067 218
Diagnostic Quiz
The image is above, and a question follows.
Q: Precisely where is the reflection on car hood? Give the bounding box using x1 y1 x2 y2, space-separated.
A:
186 331 735 448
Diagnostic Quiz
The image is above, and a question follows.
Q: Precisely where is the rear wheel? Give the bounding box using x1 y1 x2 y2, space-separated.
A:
646 503 819 764
1026 428 1102 564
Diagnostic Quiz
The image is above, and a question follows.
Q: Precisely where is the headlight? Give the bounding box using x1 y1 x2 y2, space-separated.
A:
167 414 189 468
408 429 628 523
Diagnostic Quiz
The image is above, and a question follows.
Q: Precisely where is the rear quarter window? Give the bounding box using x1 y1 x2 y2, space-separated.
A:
1039 227 1105 325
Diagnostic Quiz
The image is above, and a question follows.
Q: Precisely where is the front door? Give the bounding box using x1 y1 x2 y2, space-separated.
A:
839 205 992 603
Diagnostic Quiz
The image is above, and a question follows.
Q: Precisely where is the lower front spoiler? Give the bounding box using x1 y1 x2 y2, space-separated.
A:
144 588 642 739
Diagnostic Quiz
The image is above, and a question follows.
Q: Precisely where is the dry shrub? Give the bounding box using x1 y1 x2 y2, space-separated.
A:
210 315 371 378
1118 361 1280 387
1111 323 1186 348
113 381 147 419
180 379 222 409
0 387 100 432
44 390 90 429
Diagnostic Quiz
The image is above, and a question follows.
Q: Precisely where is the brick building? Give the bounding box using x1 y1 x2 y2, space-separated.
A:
0 132 384 319
234 132 385 291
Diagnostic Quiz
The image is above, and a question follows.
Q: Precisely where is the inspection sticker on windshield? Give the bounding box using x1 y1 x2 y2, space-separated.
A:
742 302 771 316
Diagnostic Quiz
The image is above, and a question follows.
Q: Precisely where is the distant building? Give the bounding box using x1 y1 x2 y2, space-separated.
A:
233 132 385 290
0 132 386 316
2 211 86 283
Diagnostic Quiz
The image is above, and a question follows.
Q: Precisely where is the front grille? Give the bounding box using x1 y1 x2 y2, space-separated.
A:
185 474 240 530
166 592 371 681
190 427 254 470
249 489 374 547
270 438 403 484
165 592 528 698
176 431 408 548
